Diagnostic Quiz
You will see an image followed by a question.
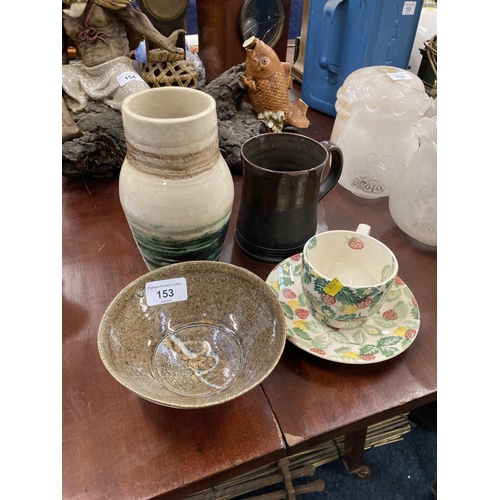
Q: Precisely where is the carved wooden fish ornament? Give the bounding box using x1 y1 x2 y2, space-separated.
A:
239 37 310 129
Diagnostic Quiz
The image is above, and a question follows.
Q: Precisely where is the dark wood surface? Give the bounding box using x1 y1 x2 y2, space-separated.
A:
62 100 437 498
257 182 437 455
62 178 287 500
221 159 437 458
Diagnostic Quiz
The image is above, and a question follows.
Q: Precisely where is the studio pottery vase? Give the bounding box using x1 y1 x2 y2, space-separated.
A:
389 116 437 246
119 87 234 270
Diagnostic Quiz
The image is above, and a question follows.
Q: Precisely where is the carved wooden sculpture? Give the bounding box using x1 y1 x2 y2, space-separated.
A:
62 0 185 142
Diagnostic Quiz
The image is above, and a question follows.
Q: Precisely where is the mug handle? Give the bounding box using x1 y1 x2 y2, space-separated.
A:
318 140 344 201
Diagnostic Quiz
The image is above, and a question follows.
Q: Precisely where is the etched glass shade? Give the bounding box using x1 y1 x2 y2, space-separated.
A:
335 83 434 199
389 116 437 246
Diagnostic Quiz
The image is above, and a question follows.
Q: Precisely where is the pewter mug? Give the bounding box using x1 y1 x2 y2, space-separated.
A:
234 132 343 262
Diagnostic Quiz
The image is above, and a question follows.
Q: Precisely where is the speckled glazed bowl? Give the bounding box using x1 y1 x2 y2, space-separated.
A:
98 261 287 409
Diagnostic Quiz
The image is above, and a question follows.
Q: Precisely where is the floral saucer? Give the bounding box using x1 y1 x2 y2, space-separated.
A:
266 254 420 364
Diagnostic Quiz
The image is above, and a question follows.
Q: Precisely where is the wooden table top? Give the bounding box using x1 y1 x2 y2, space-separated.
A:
62 177 287 500
62 102 436 499
221 178 437 457
256 184 437 454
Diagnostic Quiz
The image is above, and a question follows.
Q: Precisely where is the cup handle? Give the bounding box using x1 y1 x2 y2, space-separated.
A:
356 224 371 235
319 140 344 201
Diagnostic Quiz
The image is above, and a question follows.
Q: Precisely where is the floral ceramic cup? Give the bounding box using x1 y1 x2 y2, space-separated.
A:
301 224 398 330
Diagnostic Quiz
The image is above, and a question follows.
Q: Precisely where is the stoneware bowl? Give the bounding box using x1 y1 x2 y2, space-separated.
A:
98 261 287 409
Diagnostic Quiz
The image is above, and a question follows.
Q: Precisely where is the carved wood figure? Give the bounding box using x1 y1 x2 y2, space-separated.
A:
62 0 185 142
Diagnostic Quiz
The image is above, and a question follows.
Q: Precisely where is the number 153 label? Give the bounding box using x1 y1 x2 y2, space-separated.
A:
145 277 188 306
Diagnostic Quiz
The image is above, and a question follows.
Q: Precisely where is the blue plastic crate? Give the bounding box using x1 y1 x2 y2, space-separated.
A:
301 0 424 117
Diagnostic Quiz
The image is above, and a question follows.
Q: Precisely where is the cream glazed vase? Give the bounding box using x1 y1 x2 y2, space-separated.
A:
119 87 234 270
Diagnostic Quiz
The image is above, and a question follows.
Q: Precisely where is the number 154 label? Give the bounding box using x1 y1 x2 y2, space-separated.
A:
145 277 188 306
